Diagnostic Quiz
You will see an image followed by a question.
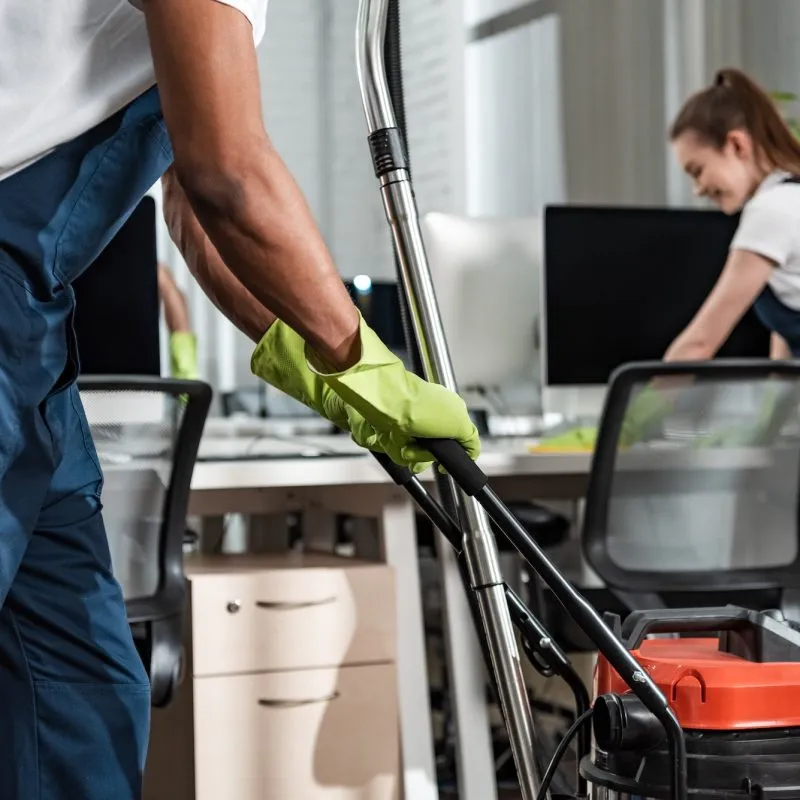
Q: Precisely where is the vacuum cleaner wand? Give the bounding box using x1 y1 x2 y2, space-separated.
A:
356 3 687 798
356 3 547 799
375 451 590 795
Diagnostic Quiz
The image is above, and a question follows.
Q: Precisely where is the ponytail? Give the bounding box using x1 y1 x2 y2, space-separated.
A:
670 67 800 174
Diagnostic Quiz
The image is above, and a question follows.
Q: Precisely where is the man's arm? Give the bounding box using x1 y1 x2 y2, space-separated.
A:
161 166 274 343
140 0 359 367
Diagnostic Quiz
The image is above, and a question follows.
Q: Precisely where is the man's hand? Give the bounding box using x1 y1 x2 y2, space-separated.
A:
141 0 359 368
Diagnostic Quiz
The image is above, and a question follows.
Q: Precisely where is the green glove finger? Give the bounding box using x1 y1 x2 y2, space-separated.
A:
308 315 481 461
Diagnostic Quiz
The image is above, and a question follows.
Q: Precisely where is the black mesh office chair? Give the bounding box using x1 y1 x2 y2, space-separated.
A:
579 359 800 628
79 376 212 707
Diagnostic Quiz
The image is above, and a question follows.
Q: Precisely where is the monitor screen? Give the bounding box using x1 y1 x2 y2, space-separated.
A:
74 197 161 376
344 277 408 354
543 205 771 386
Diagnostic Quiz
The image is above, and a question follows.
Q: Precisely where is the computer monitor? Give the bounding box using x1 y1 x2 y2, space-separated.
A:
73 197 161 377
421 212 542 393
344 276 408 355
543 205 771 387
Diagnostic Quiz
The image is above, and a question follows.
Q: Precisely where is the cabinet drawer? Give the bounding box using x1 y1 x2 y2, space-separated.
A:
190 563 395 676
193 664 400 800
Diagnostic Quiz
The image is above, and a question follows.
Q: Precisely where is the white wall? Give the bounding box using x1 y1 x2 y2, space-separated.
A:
326 2 394 280
742 0 800 98
558 0 667 206
466 14 566 217
465 0 669 215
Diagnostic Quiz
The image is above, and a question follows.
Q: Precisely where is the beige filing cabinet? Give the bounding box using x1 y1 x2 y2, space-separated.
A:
144 552 400 800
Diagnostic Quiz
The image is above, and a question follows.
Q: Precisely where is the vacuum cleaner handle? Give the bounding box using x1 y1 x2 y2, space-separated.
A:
422 437 488 495
622 606 756 650
412 436 689 800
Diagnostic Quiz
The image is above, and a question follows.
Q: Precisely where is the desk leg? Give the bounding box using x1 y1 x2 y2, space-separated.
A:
435 540 498 800
379 498 439 800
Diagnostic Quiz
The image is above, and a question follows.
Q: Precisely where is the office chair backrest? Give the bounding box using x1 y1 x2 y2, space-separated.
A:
79 376 212 705
582 360 800 609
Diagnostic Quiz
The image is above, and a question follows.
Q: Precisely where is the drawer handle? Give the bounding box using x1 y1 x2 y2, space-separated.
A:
258 691 340 708
255 596 337 610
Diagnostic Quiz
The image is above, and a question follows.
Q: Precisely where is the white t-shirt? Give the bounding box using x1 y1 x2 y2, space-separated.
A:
730 169 800 310
0 0 268 182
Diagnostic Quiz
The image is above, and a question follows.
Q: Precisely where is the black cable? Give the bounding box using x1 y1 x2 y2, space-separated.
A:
536 707 593 800
384 0 425 379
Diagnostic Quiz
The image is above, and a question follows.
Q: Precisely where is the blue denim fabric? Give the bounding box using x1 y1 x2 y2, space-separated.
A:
0 85 174 799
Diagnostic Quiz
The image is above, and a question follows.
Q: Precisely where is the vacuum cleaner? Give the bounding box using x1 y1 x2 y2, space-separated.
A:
354 2 800 798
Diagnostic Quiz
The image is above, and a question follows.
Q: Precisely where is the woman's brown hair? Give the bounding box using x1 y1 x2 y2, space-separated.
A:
670 67 800 174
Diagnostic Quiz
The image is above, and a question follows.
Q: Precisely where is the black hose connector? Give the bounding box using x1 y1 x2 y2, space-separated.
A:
383 0 426 381
368 128 409 177
593 693 667 754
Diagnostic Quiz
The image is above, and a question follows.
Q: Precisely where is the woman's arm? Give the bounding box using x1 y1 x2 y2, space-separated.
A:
770 331 792 360
664 249 774 362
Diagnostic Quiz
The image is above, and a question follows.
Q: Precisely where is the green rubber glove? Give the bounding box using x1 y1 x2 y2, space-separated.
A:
169 331 199 380
250 318 475 474
306 314 481 471
618 384 673 446
694 384 799 449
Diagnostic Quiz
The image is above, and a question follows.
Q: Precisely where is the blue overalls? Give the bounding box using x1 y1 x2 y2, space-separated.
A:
0 86 173 799
753 176 800 356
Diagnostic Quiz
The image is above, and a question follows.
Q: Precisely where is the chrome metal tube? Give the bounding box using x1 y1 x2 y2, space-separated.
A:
355 3 545 799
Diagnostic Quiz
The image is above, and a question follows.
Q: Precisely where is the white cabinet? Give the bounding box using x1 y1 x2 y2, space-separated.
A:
144 553 400 800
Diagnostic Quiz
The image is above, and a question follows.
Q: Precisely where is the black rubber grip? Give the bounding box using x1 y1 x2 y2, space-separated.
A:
371 452 414 486
622 607 754 651
421 438 488 496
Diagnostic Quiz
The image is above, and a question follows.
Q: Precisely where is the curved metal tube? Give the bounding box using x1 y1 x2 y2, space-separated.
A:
355 3 546 799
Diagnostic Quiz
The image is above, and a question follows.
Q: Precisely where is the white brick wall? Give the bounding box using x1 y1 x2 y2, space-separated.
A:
401 0 461 217
327 1 395 280
325 0 460 280
259 0 324 222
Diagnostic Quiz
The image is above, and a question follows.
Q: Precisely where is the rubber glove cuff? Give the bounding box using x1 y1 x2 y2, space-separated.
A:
250 320 348 429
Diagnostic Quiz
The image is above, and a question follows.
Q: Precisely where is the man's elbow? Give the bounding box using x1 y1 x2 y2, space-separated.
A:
173 141 273 225
176 160 248 221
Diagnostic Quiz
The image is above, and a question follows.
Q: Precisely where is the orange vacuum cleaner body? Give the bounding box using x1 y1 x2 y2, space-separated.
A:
595 635 800 731
583 607 800 798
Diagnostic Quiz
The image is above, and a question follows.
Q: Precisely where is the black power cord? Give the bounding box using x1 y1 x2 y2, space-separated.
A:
536 707 593 800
